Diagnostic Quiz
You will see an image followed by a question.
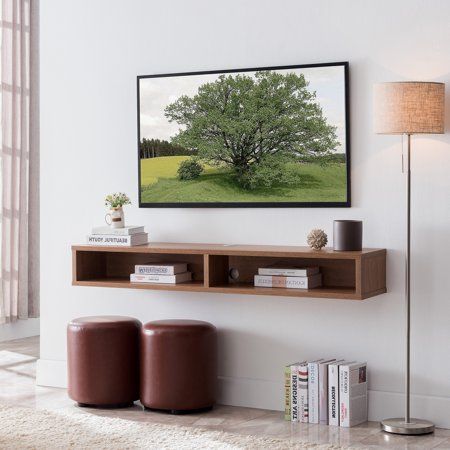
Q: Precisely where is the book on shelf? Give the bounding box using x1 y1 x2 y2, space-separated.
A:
258 265 319 277
290 364 299 422
339 362 368 428
91 225 145 236
318 359 336 425
254 273 322 290
298 362 309 423
284 364 291 421
87 232 148 246
307 359 325 424
135 262 188 275
328 360 352 426
130 272 192 284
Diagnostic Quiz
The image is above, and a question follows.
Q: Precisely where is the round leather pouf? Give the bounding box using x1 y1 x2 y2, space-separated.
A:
140 320 217 413
67 316 141 407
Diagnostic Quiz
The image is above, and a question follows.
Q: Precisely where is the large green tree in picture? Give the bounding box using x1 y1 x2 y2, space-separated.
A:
164 71 339 188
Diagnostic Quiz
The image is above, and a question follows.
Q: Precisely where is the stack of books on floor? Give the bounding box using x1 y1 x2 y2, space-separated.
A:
254 265 322 289
130 262 192 284
87 226 148 246
284 359 367 427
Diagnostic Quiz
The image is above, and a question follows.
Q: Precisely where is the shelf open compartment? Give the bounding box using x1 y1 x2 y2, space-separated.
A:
72 243 386 300
73 249 205 288
206 254 358 299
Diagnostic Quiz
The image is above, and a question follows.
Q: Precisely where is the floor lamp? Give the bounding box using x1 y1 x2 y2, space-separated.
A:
374 81 445 435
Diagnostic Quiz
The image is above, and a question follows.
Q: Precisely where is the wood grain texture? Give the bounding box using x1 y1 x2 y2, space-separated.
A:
72 243 384 259
207 255 229 287
72 250 107 282
361 251 387 297
72 243 387 300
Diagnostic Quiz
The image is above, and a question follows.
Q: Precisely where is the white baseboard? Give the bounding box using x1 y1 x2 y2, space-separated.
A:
0 318 40 342
218 376 450 429
36 360 450 429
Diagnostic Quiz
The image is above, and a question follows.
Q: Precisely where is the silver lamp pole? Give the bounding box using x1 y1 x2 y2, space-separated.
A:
374 82 445 436
380 134 434 435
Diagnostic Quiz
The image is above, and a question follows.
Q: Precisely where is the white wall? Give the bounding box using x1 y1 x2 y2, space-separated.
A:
38 0 450 427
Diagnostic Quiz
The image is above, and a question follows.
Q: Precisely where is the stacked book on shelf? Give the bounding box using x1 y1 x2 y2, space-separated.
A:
284 359 367 427
87 225 148 246
254 265 322 289
130 262 192 284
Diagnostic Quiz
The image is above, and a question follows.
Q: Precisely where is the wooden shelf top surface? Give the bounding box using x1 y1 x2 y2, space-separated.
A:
72 242 385 259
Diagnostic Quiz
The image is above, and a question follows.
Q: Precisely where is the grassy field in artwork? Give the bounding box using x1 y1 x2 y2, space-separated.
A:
140 156 347 203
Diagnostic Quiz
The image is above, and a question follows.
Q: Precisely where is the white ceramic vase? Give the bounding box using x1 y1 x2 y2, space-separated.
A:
105 206 125 228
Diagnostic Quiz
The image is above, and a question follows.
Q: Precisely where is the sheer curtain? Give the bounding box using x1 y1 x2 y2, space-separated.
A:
0 0 39 323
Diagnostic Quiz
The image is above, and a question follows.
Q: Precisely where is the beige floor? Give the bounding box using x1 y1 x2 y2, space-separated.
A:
1 337 449 449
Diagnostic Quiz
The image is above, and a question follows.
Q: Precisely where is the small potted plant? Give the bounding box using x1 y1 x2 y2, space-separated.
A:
104 193 131 228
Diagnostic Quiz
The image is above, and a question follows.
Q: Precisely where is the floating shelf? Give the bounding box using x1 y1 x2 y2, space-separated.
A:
72 243 387 301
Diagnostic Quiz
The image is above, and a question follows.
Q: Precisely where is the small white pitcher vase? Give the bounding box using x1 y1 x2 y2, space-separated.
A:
105 206 125 228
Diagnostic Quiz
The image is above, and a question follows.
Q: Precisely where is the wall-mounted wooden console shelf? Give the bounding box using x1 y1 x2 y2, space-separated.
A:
72 243 386 301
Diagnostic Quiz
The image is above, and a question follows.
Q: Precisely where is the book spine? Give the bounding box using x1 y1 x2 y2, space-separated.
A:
132 272 191 283
298 364 308 423
259 268 310 277
319 364 328 425
290 366 299 422
87 235 131 246
92 227 144 236
284 366 291 421
308 363 319 423
135 265 176 275
130 274 177 283
328 365 339 426
339 365 350 427
254 275 320 289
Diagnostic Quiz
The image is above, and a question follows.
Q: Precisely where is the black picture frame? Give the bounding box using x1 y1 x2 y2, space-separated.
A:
137 61 350 208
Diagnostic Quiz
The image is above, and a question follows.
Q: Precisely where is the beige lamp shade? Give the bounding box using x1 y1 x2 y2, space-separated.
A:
374 82 445 134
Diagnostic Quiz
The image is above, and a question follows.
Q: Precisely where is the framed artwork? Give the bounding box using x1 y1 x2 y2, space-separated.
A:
137 62 350 207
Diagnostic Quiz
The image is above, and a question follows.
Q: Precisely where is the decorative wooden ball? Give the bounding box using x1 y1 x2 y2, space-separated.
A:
307 229 328 250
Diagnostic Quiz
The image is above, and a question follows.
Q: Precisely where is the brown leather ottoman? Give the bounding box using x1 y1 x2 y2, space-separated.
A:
140 320 217 413
67 316 141 408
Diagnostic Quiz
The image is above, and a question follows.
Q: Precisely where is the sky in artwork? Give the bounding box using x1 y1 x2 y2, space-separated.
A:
139 65 346 152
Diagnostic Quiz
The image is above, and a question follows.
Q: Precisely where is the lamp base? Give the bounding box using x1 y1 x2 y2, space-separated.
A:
380 418 435 435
